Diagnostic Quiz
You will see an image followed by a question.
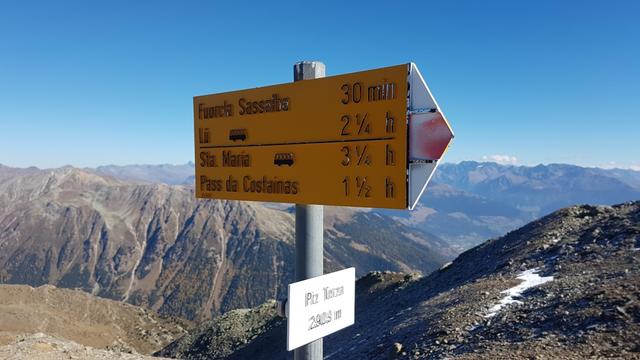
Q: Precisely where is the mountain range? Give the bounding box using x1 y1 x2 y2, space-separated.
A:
434 161 640 215
1 159 638 358
88 161 640 251
380 161 640 250
92 163 196 185
0 165 451 321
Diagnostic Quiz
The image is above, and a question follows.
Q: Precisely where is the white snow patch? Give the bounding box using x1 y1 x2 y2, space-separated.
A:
485 268 553 318
551 238 560 243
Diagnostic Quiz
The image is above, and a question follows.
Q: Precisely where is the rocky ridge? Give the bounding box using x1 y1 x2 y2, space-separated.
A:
159 201 640 359
156 301 281 359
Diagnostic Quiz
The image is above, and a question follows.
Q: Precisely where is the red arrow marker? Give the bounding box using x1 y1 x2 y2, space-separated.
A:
409 111 454 161
407 63 455 209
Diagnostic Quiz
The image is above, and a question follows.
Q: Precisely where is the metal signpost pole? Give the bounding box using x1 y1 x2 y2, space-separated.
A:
293 61 325 360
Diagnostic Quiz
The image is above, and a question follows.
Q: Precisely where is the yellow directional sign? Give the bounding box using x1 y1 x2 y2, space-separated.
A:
197 140 406 208
193 64 453 209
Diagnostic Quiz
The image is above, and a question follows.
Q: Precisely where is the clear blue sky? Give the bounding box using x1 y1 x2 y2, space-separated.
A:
1 0 638 169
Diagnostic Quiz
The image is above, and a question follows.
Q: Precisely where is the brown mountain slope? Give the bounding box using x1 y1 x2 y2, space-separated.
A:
0 166 451 321
0 284 188 355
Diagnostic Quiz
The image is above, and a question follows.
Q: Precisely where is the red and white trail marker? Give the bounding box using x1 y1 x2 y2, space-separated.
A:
407 63 455 210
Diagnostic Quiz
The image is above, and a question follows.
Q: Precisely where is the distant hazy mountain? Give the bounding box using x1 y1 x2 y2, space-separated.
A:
375 183 531 252
377 161 640 249
92 163 195 185
160 201 640 359
0 166 451 321
434 161 640 215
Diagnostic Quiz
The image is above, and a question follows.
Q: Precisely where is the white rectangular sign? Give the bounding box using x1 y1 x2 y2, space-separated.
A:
287 267 356 351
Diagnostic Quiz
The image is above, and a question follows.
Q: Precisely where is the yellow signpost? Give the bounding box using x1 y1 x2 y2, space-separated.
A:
194 61 453 358
194 64 409 208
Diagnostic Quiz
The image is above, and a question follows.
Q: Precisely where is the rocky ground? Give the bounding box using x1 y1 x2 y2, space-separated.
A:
158 201 640 359
156 301 282 359
0 333 169 360
0 284 189 355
